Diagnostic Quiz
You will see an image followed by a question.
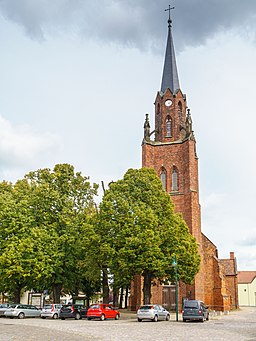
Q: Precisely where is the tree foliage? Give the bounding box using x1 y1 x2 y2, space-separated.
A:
99 168 200 303
0 165 200 305
0 164 99 303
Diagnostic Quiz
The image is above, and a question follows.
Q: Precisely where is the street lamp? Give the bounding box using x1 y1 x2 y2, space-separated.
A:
172 255 178 321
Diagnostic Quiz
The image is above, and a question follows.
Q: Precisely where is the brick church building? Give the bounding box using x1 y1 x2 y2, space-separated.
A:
130 16 238 312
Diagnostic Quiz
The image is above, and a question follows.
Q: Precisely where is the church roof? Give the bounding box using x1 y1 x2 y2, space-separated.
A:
238 271 256 284
160 21 180 94
219 258 237 276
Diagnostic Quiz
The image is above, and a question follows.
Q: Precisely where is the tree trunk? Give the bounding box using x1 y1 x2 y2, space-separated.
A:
13 285 22 304
113 289 118 307
143 271 153 304
52 284 61 303
86 296 90 308
102 268 109 303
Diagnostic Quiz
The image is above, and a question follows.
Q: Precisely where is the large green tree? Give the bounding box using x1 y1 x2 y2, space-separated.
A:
99 168 200 304
25 163 99 302
0 179 54 302
0 164 99 303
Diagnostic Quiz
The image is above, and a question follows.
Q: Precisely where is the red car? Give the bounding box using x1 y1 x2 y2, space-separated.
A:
87 304 120 321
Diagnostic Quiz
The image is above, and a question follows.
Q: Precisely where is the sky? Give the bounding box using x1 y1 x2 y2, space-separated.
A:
0 0 256 270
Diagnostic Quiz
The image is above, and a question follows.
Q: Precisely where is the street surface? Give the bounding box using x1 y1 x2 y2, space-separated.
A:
0 307 255 341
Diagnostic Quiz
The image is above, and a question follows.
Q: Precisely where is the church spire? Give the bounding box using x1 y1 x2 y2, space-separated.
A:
160 8 180 94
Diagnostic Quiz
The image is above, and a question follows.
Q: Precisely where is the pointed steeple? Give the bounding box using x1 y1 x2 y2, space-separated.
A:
160 17 180 94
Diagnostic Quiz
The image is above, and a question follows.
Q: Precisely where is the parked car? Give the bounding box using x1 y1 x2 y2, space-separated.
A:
59 304 87 320
137 304 170 322
41 303 62 319
4 304 41 319
87 304 120 321
0 303 10 317
182 300 209 322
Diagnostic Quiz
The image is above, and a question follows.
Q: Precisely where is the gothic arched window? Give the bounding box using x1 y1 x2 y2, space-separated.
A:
172 167 178 191
160 168 167 191
178 101 183 127
166 116 172 137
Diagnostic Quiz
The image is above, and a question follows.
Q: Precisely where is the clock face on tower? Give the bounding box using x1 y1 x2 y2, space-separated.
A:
165 99 172 107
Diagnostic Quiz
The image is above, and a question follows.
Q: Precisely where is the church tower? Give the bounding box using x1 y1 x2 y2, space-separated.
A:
130 10 238 311
142 13 205 301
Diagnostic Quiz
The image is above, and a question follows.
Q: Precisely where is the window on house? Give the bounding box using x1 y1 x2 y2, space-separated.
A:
172 167 178 191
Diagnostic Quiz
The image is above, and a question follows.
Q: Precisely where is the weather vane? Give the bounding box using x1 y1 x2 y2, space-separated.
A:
165 4 175 27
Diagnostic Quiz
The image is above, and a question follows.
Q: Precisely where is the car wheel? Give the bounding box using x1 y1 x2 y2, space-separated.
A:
52 313 58 319
100 314 105 321
183 318 187 322
87 317 92 320
115 314 120 320
165 314 170 321
137 318 142 322
153 315 158 322
75 313 81 320
41 316 46 319
18 312 25 319
61 317 65 320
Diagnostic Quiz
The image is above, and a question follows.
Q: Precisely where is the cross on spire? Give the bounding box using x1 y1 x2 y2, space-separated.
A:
165 4 175 27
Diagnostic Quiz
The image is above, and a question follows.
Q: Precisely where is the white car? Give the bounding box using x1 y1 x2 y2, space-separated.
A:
137 304 170 322
41 304 62 319
4 304 41 319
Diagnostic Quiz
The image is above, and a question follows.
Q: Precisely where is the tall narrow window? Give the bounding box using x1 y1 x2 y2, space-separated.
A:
172 167 178 191
160 168 167 191
166 117 172 137
178 101 183 127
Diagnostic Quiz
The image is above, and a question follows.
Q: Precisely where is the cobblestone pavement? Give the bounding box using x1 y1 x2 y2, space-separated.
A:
0 307 255 341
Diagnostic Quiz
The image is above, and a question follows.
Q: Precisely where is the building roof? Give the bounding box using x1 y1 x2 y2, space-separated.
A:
219 259 237 276
160 21 180 94
238 271 256 284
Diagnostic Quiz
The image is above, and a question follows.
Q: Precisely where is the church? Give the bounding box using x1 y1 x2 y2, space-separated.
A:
130 14 238 312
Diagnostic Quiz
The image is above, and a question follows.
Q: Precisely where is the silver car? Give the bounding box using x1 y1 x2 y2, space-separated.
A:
41 304 62 319
4 304 41 319
137 304 170 322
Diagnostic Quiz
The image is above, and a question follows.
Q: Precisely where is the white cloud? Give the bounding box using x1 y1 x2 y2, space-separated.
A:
0 115 62 180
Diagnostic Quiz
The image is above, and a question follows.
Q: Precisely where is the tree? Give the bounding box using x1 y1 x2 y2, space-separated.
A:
0 179 54 302
0 164 99 303
99 168 200 304
25 163 99 302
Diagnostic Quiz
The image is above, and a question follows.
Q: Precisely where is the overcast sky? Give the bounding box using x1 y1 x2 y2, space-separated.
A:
0 0 256 270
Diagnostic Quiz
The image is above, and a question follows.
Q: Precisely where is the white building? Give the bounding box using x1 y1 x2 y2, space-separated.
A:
238 271 256 307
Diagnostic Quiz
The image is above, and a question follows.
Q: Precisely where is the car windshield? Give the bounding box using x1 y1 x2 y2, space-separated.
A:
139 305 153 310
184 301 199 309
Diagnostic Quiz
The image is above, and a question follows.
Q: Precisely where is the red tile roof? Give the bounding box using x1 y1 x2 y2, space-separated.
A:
238 271 256 284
